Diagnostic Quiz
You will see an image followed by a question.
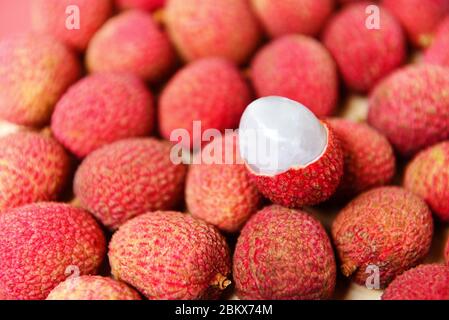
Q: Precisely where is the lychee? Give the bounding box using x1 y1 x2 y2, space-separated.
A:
404 141 449 222
0 202 106 300
74 138 187 229
165 0 261 64
47 276 141 300
382 0 449 48
327 118 396 200
323 2 406 92
368 64 449 156
159 58 252 149
0 34 80 127
186 132 262 233
31 0 113 51
425 17 449 68
382 264 449 300
239 97 344 208
116 0 165 11
332 187 434 288
250 35 339 117
233 205 336 300
0 132 71 212
51 73 154 158
250 0 334 38
109 211 231 300
86 10 175 82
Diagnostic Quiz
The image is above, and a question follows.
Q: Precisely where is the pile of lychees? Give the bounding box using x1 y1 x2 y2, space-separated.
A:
0 0 449 301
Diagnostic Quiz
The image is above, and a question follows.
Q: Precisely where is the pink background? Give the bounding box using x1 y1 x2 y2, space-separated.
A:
0 0 33 39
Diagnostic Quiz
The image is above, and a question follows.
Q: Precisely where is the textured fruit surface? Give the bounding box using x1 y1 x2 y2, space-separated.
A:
47 276 141 300
0 132 70 212
425 17 449 67
382 264 449 300
382 0 449 48
328 118 395 200
159 58 251 149
233 205 336 300
87 10 175 82
109 211 231 300
0 34 80 127
332 187 433 288
251 35 338 117
51 73 154 158
248 122 343 207
116 0 165 11
31 0 112 51
74 138 187 229
323 2 405 92
0 203 106 300
404 142 449 222
186 133 262 233
250 0 334 37
165 0 261 64
368 64 449 156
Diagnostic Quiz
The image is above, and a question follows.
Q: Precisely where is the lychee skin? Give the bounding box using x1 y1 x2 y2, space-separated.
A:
0 34 80 127
382 264 449 300
159 58 252 149
165 0 261 65
31 0 113 51
327 118 396 200
109 211 231 300
248 122 344 208
186 133 262 233
251 35 339 117
0 203 106 300
47 276 141 300
250 0 334 38
87 10 175 82
382 0 449 48
425 17 449 68
74 138 187 230
0 132 71 212
51 73 154 158
332 187 433 288
234 205 336 300
323 2 405 92
404 142 449 222
368 64 449 157
116 0 165 11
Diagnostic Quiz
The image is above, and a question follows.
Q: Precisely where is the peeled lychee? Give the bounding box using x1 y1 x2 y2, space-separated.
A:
31 0 113 51
74 138 187 229
165 0 261 64
368 64 449 156
0 132 71 212
0 34 80 127
332 187 433 288
51 73 154 158
382 264 449 300
87 10 175 82
239 97 344 208
251 35 339 117
116 0 165 11
425 17 449 67
323 2 406 92
233 205 336 300
382 0 449 48
328 118 396 200
250 0 334 38
186 132 262 233
0 203 106 300
404 141 449 222
109 211 231 300
47 276 141 300
159 58 252 149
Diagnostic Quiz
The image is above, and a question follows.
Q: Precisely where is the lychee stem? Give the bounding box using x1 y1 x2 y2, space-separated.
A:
341 261 358 277
211 273 231 290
